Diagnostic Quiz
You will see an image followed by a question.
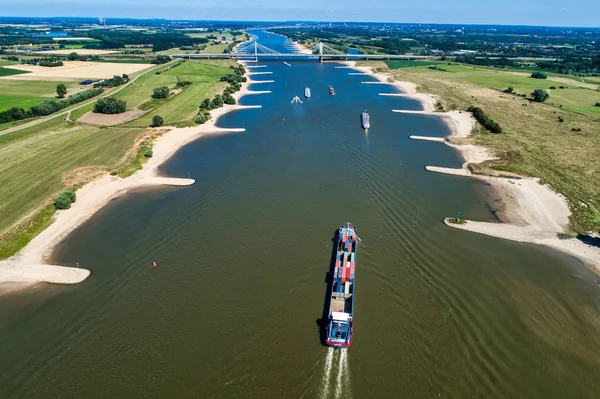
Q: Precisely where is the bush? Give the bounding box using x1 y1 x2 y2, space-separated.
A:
62 190 76 203
549 86 556 89
152 55 171 64
175 81 192 88
213 94 223 107
152 86 170 99
557 116 564 122
200 98 211 110
223 94 236 105
503 86 514 94
531 71 547 79
144 150 153 158
53 193 72 210
151 115 164 127
56 84 67 98
467 106 502 133
531 89 550 103
68 52 79 61
94 97 126 114
559 86 565 89
595 102 600 107
195 114 206 124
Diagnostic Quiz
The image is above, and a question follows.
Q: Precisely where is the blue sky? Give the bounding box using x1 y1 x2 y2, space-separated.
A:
1 0 599 27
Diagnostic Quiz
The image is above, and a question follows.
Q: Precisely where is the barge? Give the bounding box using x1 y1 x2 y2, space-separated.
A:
325 223 357 348
361 111 370 129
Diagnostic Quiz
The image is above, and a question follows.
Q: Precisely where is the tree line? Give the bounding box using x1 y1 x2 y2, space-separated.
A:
0 88 103 124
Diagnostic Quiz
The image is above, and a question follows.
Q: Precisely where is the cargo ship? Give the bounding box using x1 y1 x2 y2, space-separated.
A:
304 87 311 98
325 223 357 348
329 86 335 95
361 111 370 129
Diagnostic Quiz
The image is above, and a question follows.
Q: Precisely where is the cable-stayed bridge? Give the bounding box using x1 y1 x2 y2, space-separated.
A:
168 41 430 61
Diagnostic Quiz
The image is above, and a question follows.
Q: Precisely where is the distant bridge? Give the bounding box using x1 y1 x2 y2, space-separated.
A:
168 41 430 62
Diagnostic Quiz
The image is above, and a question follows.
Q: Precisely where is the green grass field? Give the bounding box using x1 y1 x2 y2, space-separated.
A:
199 43 229 54
0 117 146 234
0 67 29 77
115 60 232 126
384 60 445 69
0 80 77 112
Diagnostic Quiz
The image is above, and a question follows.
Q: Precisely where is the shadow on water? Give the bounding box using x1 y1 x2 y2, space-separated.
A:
317 228 340 346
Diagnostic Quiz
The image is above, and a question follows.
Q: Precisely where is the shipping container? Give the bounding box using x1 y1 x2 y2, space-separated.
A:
345 281 350 294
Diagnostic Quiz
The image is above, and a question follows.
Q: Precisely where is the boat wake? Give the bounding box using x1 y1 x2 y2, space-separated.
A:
318 348 351 399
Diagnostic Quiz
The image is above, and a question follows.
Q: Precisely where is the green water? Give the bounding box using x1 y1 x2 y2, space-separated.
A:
1 31 600 399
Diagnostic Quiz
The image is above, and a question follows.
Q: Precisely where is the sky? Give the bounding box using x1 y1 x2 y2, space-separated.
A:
1 0 599 27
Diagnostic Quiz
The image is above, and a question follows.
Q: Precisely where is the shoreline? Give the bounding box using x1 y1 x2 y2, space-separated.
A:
353 60 600 273
0 62 261 291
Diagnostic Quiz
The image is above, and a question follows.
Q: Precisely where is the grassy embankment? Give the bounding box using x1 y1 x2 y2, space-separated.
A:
362 60 600 234
0 59 236 258
114 60 232 127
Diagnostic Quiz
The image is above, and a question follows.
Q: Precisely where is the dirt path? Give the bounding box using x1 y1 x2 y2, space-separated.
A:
0 63 164 137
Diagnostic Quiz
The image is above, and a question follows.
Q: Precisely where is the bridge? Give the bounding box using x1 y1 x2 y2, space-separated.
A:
169 41 430 62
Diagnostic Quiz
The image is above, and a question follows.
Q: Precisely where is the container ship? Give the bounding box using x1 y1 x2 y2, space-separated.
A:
325 223 357 348
304 87 311 98
361 111 370 129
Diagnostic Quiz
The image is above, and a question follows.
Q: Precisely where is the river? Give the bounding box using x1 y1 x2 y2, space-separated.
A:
1 30 600 399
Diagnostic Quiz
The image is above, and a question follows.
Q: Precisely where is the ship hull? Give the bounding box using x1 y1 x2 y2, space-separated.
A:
324 224 357 348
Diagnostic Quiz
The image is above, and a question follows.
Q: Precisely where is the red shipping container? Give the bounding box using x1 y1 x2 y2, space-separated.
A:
342 265 347 283
350 262 355 274
335 259 340 268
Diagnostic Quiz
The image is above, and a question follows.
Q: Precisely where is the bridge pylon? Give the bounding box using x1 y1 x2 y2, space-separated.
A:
318 42 323 63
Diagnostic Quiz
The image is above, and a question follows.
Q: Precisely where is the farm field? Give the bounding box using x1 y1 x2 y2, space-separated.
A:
0 67 29 77
0 79 76 112
2 61 152 80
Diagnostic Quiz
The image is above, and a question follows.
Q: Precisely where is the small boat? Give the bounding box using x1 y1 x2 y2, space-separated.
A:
291 96 303 104
325 223 357 348
283 61 291 67
361 111 370 129
304 87 311 98
329 87 335 95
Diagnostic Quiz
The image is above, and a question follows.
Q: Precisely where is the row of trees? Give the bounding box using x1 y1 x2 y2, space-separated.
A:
467 106 503 133
0 88 103 124
94 74 129 88
21 57 63 67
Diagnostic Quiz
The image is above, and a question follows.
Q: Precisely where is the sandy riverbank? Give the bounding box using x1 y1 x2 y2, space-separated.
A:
353 60 600 273
0 66 264 291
